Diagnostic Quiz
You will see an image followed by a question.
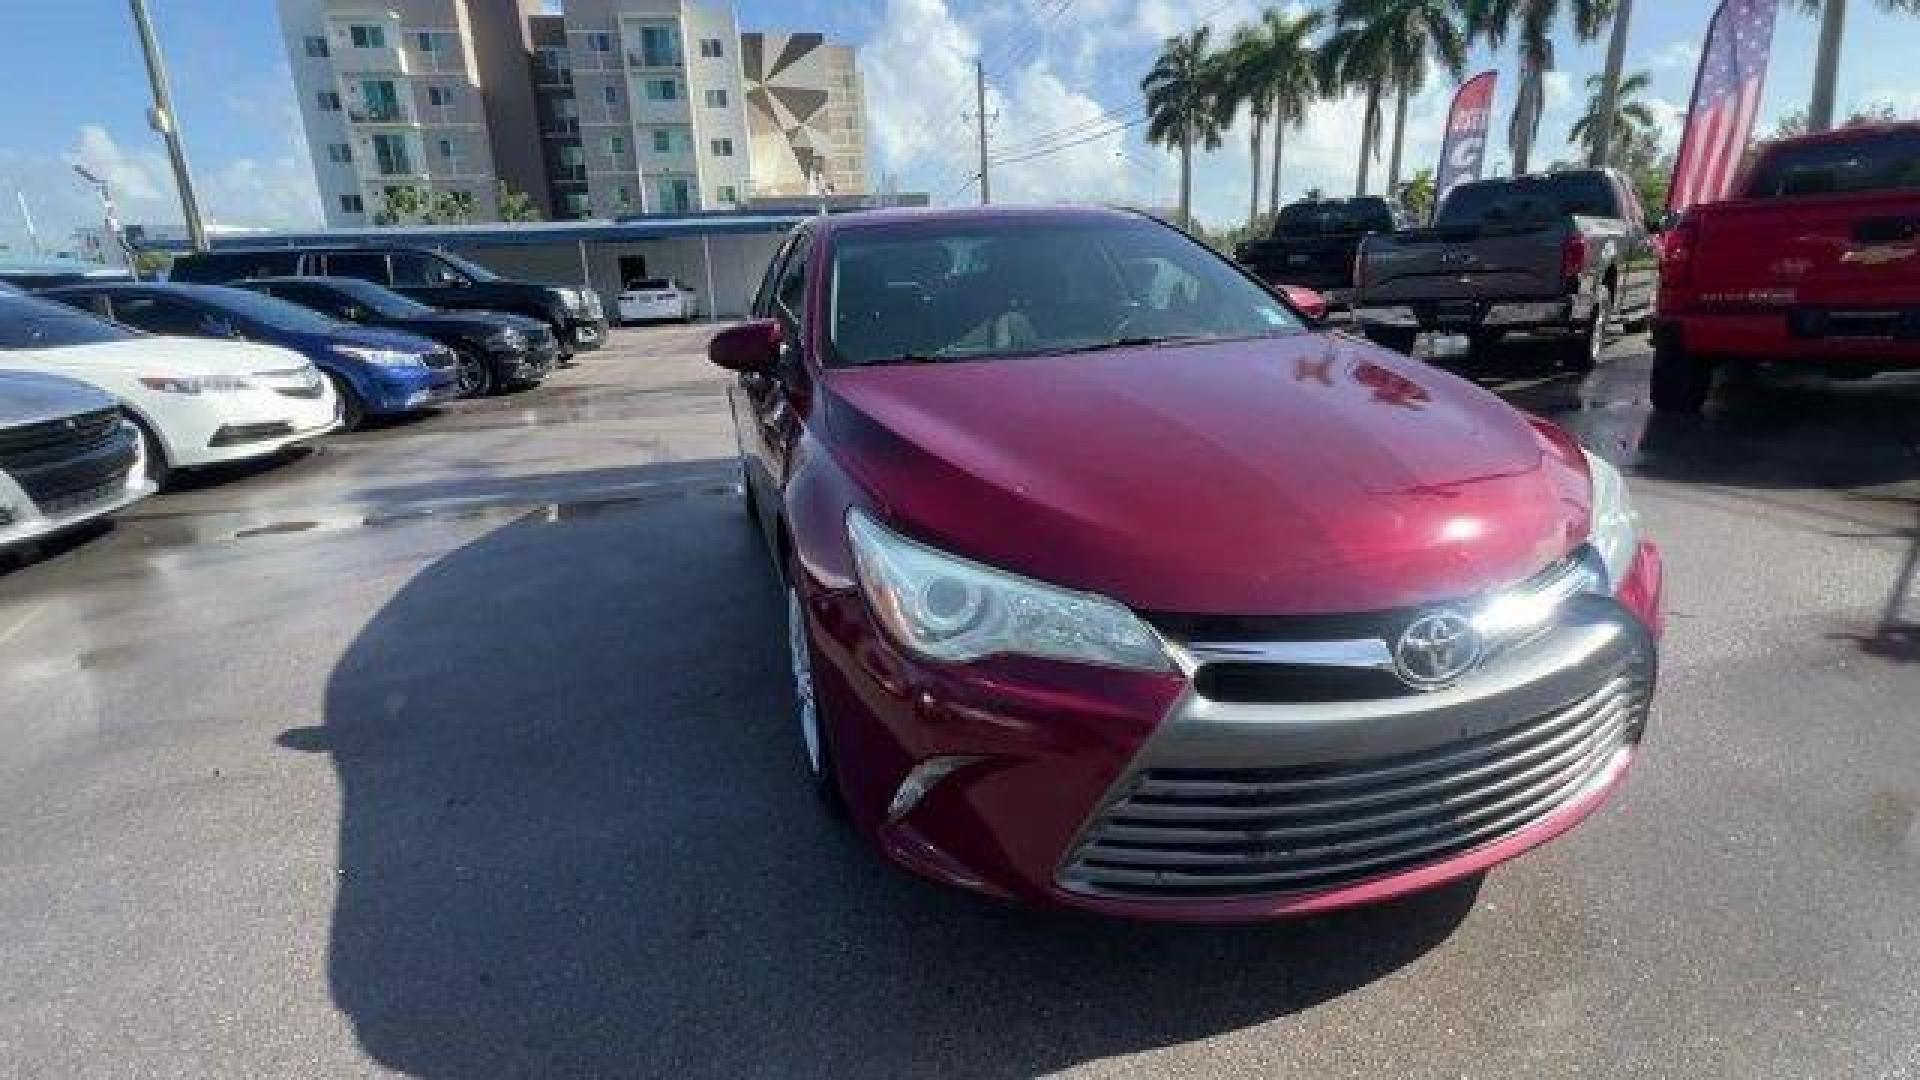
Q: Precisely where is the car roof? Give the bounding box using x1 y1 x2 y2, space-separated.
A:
40 281 238 301
1762 121 1920 148
813 203 1147 236
179 244 432 256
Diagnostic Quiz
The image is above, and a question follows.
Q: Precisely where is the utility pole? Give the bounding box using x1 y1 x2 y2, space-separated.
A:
974 59 991 205
15 191 41 256
128 0 208 250
1589 0 1634 168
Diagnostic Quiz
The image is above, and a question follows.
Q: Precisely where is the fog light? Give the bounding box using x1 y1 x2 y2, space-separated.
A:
886 755 985 823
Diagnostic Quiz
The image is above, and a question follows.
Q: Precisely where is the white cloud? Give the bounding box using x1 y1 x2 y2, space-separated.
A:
1650 41 1700 73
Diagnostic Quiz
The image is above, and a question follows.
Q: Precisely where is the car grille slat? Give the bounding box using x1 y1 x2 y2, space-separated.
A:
0 408 122 470
1059 665 1650 900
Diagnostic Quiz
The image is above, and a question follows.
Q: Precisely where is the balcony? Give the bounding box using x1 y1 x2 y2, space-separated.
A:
553 165 588 185
348 104 407 125
544 117 580 137
534 63 573 86
626 50 683 69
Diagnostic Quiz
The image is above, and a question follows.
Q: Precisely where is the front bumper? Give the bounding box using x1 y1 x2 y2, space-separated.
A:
152 382 343 468
361 365 460 415
810 543 1663 921
0 420 155 549
489 338 558 385
564 315 610 353
1355 297 1580 333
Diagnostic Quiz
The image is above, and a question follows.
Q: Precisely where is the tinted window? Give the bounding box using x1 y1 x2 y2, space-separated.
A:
168 250 300 283
1277 198 1396 236
1436 173 1621 227
390 251 469 288
324 250 390 283
434 251 499 282
258 282 356 320
1746 132 1920 198
826 217 1303 367
775 231 812 330
197 288 342 333
309 277 432 317
752 233 798 317
111 295 215 336
0 295 138 348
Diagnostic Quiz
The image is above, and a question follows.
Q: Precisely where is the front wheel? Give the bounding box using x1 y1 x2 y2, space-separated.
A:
1565 285 1611 373
1650 337 1715 413
454 346 494 398
328 373 366 432
125 411 170 489
786 580 843 811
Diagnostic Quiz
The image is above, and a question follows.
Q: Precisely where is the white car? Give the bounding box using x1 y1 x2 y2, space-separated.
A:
0 370 155 549
0 292 339 483
616 278 699 323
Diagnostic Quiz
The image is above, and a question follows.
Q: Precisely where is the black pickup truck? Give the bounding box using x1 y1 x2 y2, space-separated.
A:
1352 169 1658 368
1235 197 1406 306
168 246 608 361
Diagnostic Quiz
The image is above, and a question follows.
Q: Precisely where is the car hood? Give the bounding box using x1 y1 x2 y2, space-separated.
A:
823 334 1593 616
398 310 542 338
0 370 118 426
14 337 315 378
329 325 443 354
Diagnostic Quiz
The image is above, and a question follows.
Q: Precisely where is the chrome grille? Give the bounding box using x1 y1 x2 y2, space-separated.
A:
1059 665 1651 900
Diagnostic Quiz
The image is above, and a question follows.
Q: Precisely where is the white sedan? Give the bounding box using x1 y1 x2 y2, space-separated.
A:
616 278 699 324
0 292 339 483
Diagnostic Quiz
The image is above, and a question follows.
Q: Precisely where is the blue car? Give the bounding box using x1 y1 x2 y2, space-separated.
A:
42 282 459 429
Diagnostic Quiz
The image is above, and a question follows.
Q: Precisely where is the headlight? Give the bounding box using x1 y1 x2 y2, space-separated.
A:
555 288 584 314
138 374 252 394
487 326 526 349
847 508 1172 671
333 344 423 367
1582 449 1641 591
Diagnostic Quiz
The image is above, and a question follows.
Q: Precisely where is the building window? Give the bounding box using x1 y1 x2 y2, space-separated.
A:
372 133 413 176
615 185 632 208
587 33 612 53
716 184 737 204
317 90 341 111
357 79 402 122
326 142 352 163
644 78 679 101
608 135 626 155
637 25 681 66
427 85 451 107
303 35 329 57
710 137 733 157
699 38 723 58
340 193 364 215
415 31 434 52
602 85 618 105
349 25 385 49
652 129 671 153
563 190 589 216
704 87 727 108
438 138 454 158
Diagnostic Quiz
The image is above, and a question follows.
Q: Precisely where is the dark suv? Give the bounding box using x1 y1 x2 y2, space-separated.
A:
168 246 608 360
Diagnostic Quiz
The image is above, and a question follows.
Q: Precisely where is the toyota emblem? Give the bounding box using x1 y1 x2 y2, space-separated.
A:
1394 610 1481 688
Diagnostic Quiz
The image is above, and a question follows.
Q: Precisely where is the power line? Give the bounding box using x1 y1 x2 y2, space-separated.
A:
990 102 1147 157
988 115 1150 166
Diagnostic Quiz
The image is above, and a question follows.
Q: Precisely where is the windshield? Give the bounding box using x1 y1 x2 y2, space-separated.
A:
0 295 137 349
1435 173 1618 228
826 217 1304 366
319 277 434 318
1277 199 1395 236
1745 132 1920 198
201 287 345 333
435 251 500 283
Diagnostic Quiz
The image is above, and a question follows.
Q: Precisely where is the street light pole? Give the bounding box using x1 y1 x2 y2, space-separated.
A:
128 0 208 250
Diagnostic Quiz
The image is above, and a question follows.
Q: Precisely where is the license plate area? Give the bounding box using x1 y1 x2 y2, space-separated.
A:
1414 332 1472 359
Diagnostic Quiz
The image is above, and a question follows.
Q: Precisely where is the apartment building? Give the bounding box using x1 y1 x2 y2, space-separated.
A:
278 0 554 226
282 0 866 224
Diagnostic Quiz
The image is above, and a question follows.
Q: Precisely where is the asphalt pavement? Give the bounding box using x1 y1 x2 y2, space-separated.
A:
1 324 1916 1079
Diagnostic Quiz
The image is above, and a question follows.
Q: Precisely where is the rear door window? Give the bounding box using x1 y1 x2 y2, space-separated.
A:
168 250 299 283
774 231 812 332
323 250 389 284
109 295 213 336
1745 132 1920 198
389 251 468 288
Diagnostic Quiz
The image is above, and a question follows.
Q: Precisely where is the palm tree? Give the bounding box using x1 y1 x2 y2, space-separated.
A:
1465 0 1614 174
1221 9 1325 224
1569 70 1655 167
1801 0 1920 132
1333 0 1468 194
1318 23 1394 196
1142 27 1228 230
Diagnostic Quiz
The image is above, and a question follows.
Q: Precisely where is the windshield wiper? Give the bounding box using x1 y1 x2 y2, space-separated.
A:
1034 334 1224 356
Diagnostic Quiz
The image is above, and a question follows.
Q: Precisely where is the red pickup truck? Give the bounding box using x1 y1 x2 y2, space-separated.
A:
1652 124 1920 412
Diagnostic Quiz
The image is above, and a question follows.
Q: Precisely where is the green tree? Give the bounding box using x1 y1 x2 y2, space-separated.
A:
496 181 544 223
1142 27 1229 230
374 186 426 226
1331 0 1468 195
1220 7 1326 225
1397 167 1437 221
1800 0 1920 132
1317 22 1393 196
1465 0 1615 174
426 189 476 224
1569 70 1655 169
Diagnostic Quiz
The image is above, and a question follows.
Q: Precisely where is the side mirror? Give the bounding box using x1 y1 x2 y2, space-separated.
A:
1281 285 1329 323
709 318 783 374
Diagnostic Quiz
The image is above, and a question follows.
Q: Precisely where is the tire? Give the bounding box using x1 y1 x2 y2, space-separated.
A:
453 346 494 398
329 373 366 432
1565 284 1611 373
1368 327 1419 355
1650 336 1714 414
125 411 170 489
786 577 843 812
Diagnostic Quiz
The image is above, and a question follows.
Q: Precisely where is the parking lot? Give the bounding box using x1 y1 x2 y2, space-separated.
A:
2 323 1918 1078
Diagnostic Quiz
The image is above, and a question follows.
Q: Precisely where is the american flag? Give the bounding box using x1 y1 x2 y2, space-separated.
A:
1668 0 1780 213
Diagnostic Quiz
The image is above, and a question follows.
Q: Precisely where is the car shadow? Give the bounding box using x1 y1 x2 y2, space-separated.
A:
301 463 1475 1078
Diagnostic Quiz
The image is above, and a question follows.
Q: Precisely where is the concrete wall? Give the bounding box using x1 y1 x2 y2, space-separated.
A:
440 230 785 318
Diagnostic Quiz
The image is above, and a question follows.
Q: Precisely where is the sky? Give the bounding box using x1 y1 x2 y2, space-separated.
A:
2 0 1918 253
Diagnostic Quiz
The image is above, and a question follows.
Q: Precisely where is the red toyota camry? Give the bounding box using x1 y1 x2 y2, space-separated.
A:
715 205 1663 922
